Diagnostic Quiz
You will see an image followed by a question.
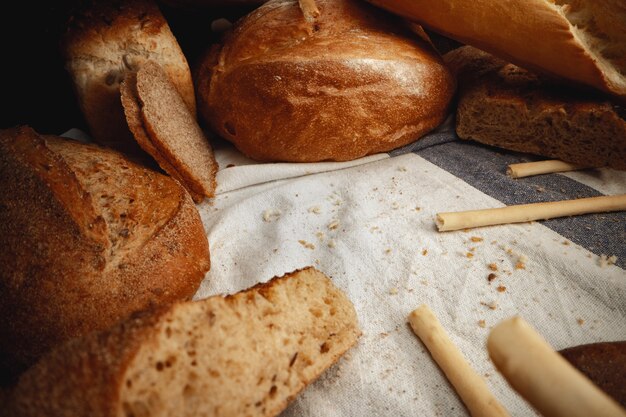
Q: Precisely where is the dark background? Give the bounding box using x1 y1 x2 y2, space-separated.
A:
0 1 459 136
0 1 258 135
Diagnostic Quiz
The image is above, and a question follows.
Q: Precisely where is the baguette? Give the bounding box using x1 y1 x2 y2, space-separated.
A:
0 126 210 380
6 267 360 417
366 0 626 98
62 0 195 151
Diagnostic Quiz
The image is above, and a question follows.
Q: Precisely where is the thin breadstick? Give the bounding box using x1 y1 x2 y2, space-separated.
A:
298 0 320 23
507 160 588 178
408 305 510 417
436 194 626 232
488 317 626 417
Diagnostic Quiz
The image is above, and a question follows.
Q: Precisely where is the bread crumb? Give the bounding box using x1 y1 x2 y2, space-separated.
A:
298 240 315 250
384 248 392 255
599 254 618 267
536 186 545 193
470 236 483 243
466 252 474 258
577 318 585 326
315 231 325 240
481 301 497 310
487 273 497 282
389 288 398 295
488 263 498 271
562 240 570 246
327 239 336 248
308 206 321 214
415 206 421 212
422 249 428 256
515 254 528 270
478 320 486 328
262 209 281 222
496 285 506 293
328 220 340 230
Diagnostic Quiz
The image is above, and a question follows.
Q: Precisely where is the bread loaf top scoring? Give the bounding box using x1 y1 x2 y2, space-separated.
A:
366 0 626 99
62 0 195 150
197 0 455 162
0 126 210 379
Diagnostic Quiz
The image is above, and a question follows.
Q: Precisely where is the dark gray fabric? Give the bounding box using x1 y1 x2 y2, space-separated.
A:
394 121 626 269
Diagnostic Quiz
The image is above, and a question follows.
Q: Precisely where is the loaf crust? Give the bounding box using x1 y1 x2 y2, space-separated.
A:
0 126 210 380
366 0 626 99
62 0 195 151
445 46 626 170
7 268 360 417
560 341 626 408
197 0 454 162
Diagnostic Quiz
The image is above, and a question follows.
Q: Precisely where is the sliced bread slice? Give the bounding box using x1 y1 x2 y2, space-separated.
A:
120 72 204 202
129 61 217 202
7 267 360 417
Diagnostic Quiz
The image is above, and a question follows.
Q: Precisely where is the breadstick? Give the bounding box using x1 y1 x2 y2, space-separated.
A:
408 305 510 417
507 160 588 178
436 194 626 232
488 317 626 417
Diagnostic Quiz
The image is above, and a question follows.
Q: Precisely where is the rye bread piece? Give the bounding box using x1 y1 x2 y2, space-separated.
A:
121 61 217 202
445 46 626 170
0 126 210 381
6 267 360 417
560 341 626 407
62 0 196 152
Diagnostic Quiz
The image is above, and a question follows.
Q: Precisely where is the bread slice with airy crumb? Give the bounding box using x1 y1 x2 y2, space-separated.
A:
121 61 217 202
7 267 360 417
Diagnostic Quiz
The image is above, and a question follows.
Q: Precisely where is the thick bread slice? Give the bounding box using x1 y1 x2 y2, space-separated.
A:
367 0 626 98
62 0 196 150
120 72 204 202
445 46 626 170
0 126 210 380
7 267 361 417
129 61 217 201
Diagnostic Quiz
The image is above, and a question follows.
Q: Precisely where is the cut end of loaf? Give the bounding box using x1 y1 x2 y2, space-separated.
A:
118 267 359 417
435 214 446 232
554 0 626 95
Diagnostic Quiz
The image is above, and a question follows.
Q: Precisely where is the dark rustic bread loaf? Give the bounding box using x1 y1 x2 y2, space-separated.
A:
196 0 455 162
445 46 626 170
0 126 210 381
121 62 217 202
62 0 195 151
6 267 360 417
560 341 626 408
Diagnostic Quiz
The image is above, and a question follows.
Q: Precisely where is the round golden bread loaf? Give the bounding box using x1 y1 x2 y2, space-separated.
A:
0 127 210 381
196 0 455 162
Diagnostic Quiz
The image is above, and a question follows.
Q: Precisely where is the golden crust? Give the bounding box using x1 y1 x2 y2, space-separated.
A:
366 0 626 98
197 0 455 162
0 127 210 380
